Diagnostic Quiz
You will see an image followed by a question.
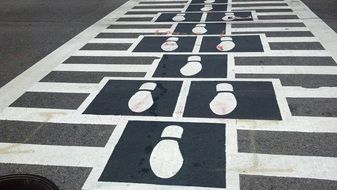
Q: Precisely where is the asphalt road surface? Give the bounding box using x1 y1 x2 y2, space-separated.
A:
0 0 337 189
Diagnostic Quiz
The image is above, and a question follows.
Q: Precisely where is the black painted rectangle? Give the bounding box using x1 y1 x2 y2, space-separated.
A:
206 12 253 22
184 81 282 120
64 56 159 64
174 23 226 35
240 175 337 190
99 120 226 188
133 36 196 52
235 56 336 66
186 4 227 12
156 12 203 22
10 92 88 109
238 130 337 157
84 80 182 116
288 98 337 117
200 35 264 52
236 74 337 88
41 71 145 83
0 120 114 147
153 54 228 78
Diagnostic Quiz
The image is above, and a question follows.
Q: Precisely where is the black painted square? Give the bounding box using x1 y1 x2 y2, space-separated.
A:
174 23 226 35
186 4 228 12
200 35 264 52
83 80 182 116
99 120 226 188
133 36 196 53
184 81 282 120
206 12 253 22
153 54 228 78
155 13 203 22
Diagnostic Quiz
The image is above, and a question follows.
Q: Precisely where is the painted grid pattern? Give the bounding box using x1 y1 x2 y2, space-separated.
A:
0 0 337 189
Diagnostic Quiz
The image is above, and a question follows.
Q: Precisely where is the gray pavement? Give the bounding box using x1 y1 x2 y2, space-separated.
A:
0 0 128 87
301 0 337 32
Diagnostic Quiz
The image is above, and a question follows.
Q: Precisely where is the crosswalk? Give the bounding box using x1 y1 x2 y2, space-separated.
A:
0 0 337 189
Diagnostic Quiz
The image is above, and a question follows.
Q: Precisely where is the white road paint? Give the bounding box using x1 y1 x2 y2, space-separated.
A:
0 0 336 189
235 66 337 75
0 143 104 167
89 38 137 43
266 37 318 42
54 64 151 72
231 27 310 32
28 82 101 93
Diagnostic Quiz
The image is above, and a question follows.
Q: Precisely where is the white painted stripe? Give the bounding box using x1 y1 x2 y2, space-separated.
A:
120 14 156 17
139 0 188 3
128 8 182 11
0 143 103 167
232 6 291 9
28 82 100 93
234 19 303 23
109 20 304 24
232 1 286 4
232 153 337 181
274 79 293 119
109 22 172 25
226 119 241 190
3 107 337 133
89 38 136 43
74 50 331 57
267 37 318 42
232 27 309 32
281 86 337 98
135 3 187 6
256 12 297 15
235 50 331 56
235 65 337 74
102 28 171 33
0 107 122 125
236 117 337 133
54 64 151 72
173 80 191 118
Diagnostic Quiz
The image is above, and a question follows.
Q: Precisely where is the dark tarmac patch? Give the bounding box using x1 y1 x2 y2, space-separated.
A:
84 80 182 116
99 120 226 188
153 54 228 78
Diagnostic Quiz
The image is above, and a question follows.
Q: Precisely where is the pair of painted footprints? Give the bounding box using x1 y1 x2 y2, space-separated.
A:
129 82 237 115
161 36 235 51
173 12 251 22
